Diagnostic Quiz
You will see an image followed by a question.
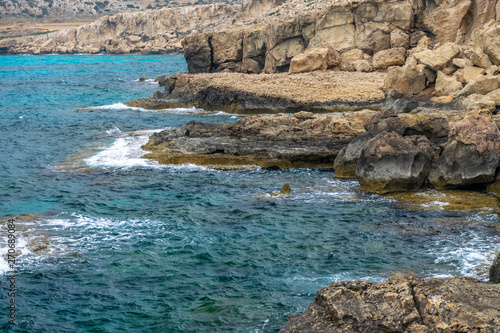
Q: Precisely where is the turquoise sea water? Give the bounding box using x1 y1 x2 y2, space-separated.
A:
0 54 499 332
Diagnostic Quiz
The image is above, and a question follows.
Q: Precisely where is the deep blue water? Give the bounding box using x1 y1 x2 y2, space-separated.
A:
0 54 499 332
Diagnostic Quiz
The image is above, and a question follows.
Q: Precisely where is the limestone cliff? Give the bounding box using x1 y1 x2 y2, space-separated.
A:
0 4 241 54
181 0 500 74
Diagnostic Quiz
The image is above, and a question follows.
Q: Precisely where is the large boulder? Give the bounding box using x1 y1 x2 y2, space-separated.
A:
280 276 500 333
472 20 500 66
455 75 500 98
413 42 461 71
356 132 430 193
404 117 450 146
463 66 485 82
428 110 500 188
339 49 371 72
364 108 409 135
182 33 212 73
289 47 339 74
384 64 426 96
333 131 376 179
372 48 406 70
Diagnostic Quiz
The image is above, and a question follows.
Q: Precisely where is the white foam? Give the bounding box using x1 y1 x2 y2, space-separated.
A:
75 102 144 111
84 135 160 169
106 127 121 135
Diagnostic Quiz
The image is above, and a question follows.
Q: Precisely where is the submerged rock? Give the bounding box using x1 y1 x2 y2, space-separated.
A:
270 183 292 196
280 275 500 333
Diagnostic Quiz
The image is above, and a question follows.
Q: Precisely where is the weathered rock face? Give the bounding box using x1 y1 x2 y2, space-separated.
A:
428 110 500 188
333 131 377 179
384 64 427 96
289 47 338 74
280 275 500 333
0 4 240 55
356 132 430 193
142 111 377 169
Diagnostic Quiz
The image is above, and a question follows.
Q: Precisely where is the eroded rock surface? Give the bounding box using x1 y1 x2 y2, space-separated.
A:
280 276 500 333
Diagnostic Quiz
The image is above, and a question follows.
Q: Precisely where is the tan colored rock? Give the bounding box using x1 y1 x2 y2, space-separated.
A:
453 68 466 84
384 64 426 96
372 48 406 70
339 49 370 72
289 47 330 74
463 66 485 82
242 58 262 74
472 20 500 66
265 38 305 73
435 71 463 96
455 75 500 98
211 30 243 65
431 0 471 44
40 39 56 53
416 36 433 50
462 94 496 113
486 89 500 105
352 60 373 72
487 65 500 76
441 64 458 76
452 58 472 68
326 47 341 68
390 29 409 49
469 48 493 69
414 42 461 71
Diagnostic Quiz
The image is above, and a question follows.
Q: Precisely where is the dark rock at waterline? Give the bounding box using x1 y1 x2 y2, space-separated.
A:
403 117 450 146
142 111 377 169
333 131 377 179
491 253 500 283
364 108 410 135
428 110 500 189
356 132 430 193
280 276 500 333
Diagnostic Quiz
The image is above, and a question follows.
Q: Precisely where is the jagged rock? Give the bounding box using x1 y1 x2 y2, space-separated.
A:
404 117 450 146
390 29 409 49
289 47 330 74
414 42 461 71
280 276 500 333
472 20 500 66
468 48 493 69
435 71 463 96
270 183 292 196
455 75 500 98
428 110 500 188
364 108 409 135
491 253 500 283
453 68 466 84
463 66 485 82
339 49 371 72
384 64 426 96
452 58 472 68
356 132 430 193
182 33 212 73
487 65 500 76
486 88 500 105
372 48 406 70
333 131 376 179
429 0 471 43
462 94 496 113
352 60 373 72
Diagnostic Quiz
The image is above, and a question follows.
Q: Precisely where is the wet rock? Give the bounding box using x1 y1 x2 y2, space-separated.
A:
490 253 500 283
280 276 500 333
270 183 292 196
334 131 376 179
428 110 500 188
138 77 148 82
356 132 430 193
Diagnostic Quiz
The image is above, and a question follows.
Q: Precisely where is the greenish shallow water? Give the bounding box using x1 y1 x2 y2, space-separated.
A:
0 54 499 332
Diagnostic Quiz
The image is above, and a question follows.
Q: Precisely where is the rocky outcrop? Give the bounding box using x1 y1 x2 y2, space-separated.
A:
141 110 377 169
126 71 386 113
0 4 241 55
428 110 500 189
280 275 500 333
356 132 431 193
333 131 376 179
180 0 500 74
